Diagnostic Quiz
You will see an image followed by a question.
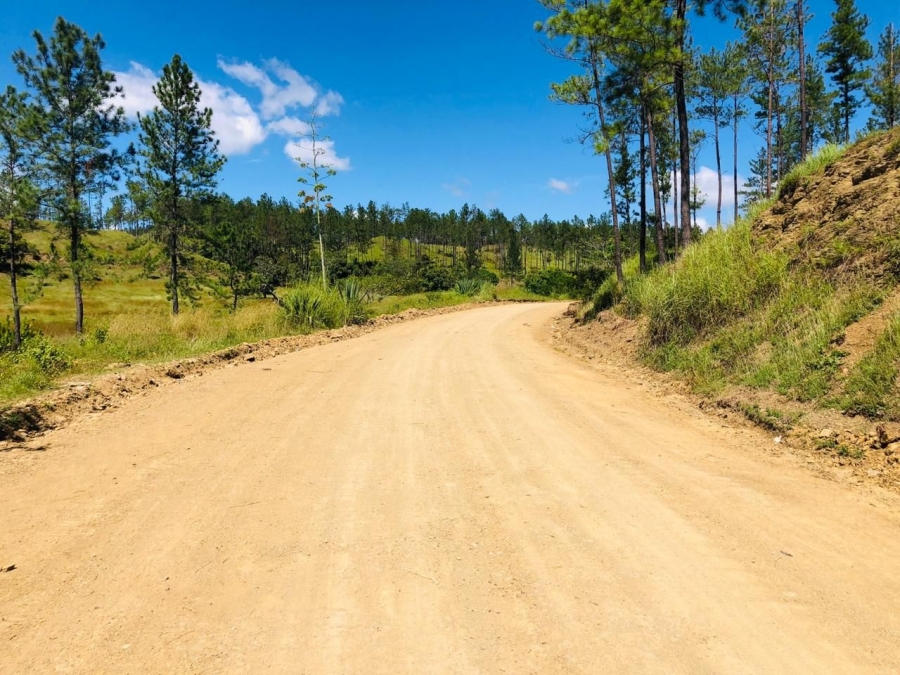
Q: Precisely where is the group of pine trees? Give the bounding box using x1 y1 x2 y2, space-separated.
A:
0 16 648 347
537 0 900 280
0 18 222 347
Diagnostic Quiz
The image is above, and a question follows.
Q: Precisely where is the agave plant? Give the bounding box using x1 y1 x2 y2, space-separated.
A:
454 278 483 296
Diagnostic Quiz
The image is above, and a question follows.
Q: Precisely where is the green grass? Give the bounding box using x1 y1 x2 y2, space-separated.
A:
611 198 886 404
0 302 290 403
837 312 900 419
0 228 175 335
624 220 788 346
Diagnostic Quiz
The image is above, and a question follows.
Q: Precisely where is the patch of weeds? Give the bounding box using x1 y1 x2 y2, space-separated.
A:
836 444 865 460
815 437 838 451
885 136 900 161
839 311 900 419
739 403 797 432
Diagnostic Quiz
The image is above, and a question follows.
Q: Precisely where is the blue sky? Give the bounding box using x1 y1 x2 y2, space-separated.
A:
1 0 898 226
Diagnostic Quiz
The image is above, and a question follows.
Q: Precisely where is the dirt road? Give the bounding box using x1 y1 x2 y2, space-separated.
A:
2 303 899 674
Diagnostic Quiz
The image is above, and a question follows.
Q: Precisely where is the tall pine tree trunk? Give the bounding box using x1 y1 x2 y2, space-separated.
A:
798 0 808 159
672 108 680 252
733 93 740 223
675 0 692 248
646 107 667 265
766 3 775 198
71 219 84 335
639 109 648 273
589 46 623 284
715 108 723 230
7 221 22 349
170 228 180 315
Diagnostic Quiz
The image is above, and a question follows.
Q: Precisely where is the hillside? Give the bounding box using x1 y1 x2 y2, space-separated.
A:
569 128 900 491
755 130 900 281
0 229 174 335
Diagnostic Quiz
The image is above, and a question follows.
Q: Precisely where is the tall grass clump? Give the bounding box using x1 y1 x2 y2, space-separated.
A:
279 282 366 330
839 312 900 419
625 221 788 346
777 143 846 198
580 255 642 321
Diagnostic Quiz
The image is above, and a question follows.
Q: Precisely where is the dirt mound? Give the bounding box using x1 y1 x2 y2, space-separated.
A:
754 129 900 281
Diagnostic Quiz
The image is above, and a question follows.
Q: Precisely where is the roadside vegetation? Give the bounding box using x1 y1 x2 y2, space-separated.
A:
579 133 900 429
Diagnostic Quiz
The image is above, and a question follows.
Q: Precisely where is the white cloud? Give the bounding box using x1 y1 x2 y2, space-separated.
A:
217 57 341 119
315 91 345 116
112 62 159 116
267 116 312 137
548 178 574 194
442 178 471 197
112 59 347 161
197 79 267 155
668 166 746 209
112 62 266 155
284 138 351 172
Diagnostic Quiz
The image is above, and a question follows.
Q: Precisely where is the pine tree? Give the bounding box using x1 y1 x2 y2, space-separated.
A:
138 54 225 315
695 47 730 228
0 86 39 350
503 225 523 280
818 0 873 142
536 0 625 283
723 42 750 224
867 24 900 130
13 18 130 334
739 0 792 198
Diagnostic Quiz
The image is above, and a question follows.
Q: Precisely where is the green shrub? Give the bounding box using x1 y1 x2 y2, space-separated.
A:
524 268 577 297
21 334 72 375
572 266 611 298
474 268 499 286
419 264 456 292
0 318 38 354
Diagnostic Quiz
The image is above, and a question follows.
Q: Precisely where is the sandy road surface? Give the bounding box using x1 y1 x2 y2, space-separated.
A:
1 303 899 674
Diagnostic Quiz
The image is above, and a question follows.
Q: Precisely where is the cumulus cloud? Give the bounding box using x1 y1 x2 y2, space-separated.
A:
112 59 347 161
112 62 159 116
315 90 345 116
668 166 747 209
284 138 351 172
198 79 267 155
548 178 574 194
267 116 312 137
112 62 266 155
217 57 342 119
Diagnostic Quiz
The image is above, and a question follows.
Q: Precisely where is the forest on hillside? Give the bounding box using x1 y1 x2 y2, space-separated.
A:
1 0 899 352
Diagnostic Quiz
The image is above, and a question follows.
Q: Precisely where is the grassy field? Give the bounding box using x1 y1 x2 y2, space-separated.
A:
1 228 175 335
